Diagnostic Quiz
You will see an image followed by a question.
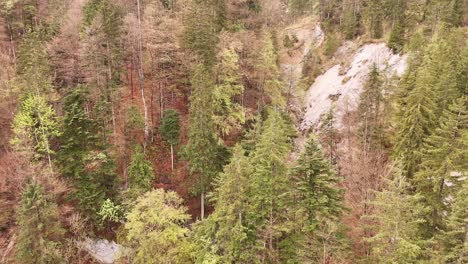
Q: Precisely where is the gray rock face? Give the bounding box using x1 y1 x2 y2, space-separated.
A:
80 238 123 264
301 43 407 131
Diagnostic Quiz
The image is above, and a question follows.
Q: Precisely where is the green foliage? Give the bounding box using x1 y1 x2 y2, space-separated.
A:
246 109 294 262
323 33 339 57
98 198 122 224
11 94 60 161
388 19 405 53
289 136 348 262
123 189 192 263
182 0 225 66
257 32 285 109
81 0 123 90
57 85 117 222
394 35 462 177
128 146 155 194
367 164 430 263
58 85 101 176
289 0 314 15
15 182 65 264
16 31 54 97
213 48 246 138
292 136 344 231
414 96 468 230
124 105 145 144
75 151 118 221
358 65 386 151
365 0 383 38
191 145 255 263
441 180 468 263
184 65 228 197
159 109 181 146
341 3 360 40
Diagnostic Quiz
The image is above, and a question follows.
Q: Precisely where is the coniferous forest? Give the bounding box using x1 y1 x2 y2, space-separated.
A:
0 0 467 263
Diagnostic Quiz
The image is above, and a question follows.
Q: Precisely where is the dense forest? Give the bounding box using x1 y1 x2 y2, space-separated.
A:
0 0 466 263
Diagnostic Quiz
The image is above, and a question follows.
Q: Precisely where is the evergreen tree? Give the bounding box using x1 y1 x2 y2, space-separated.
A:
16 30 55 98
388 18 405 53
184 64 228 219
319 108 339 163
358 65 385 153
57 85 117 222
415 96 468 230
290 136 347 262
15 182 65 264
58 85 101 177
128 145 155 195
11 94 60 169
247 108 294 262
191 145 255 263
442 180 468 263
393 36 461 177
124 105 145 146
182 0 225 66
341 1 360 40
123 189 192 263
365 0 383 38
159 109 181 171
367 164 430 263
213 47 246 138
257 32 284 109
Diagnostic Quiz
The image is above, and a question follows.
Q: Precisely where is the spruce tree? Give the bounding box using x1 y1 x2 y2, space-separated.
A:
367 164 429 263
58 85 117 221
123 189 192 263
15 182 65 264
184 64 228 219
415 96 468 230
159 109 181 171
128 146 155 195
442 180 468 263
257 32 285 109
290 136 347 262
358 65 385 153
247 108 294 262
365 0 383 38
191 145 255 263
182 0 224 66
213 47 246 138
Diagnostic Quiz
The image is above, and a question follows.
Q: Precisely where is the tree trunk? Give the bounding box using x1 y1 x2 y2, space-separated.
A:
201 192 205 219
170 144 174 171
136 0 149 141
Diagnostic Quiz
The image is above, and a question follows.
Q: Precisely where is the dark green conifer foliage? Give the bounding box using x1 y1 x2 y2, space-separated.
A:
366 0 383 38
160 109 181 147
191 145 255 263
58 85 117 221
367 164 429 263
415 96 468 230
289 136 347 262
393 37 461 178
342 2 360 40
388 19 405 53
247 109 294 262
160 109 181 170
182 0 225 66
184 64 228 218
15 182 65 264
358 65 385 152
442 180 468 263
58 85 100 177
292 137 344 231
128 146 155 194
